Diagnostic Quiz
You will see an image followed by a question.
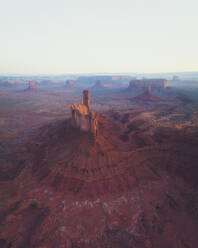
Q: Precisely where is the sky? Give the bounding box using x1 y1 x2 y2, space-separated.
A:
0 0 198 74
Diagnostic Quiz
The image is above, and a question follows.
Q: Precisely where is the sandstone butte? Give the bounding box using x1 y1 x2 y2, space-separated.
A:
131 85 167 102
91 80 106 90
128 78 168 91
71 90 98 138
26 80 37 91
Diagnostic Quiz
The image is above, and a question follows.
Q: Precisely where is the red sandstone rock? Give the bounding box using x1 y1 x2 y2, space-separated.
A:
71 90 98 137
1 110 198 248
1 94 198 248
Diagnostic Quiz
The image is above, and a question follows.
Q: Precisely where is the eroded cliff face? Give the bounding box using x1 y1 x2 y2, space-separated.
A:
71 90 98 137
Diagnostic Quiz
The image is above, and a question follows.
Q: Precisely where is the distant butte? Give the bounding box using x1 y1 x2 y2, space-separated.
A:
127 78 168 92
131 85 167 102
25 80 37 91
71 90 98 138
65 80 76 89
91 80 106 90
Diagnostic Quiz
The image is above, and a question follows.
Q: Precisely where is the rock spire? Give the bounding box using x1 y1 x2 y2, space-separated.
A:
71 90 98 137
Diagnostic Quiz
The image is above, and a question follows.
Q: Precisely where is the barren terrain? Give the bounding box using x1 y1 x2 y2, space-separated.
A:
0 85 198 248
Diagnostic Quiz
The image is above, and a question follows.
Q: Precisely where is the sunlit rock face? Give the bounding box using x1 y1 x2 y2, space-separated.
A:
71 90 98 137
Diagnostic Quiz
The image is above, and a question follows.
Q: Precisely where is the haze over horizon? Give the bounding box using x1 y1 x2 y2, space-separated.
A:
1 0 198 74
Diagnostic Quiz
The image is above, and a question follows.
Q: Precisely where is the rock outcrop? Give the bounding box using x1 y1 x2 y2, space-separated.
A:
26 80 37 91
71 90 98 137
128 79 168 91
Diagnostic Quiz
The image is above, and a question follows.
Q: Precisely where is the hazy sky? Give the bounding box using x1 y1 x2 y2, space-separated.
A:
0 0 198 74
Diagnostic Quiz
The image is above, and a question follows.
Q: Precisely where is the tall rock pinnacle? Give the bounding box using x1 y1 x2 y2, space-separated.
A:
81 90 90 110
71 90 98 138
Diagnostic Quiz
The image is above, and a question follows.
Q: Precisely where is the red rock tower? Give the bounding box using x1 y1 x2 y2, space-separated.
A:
71 90 97 138
82 90 90 111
